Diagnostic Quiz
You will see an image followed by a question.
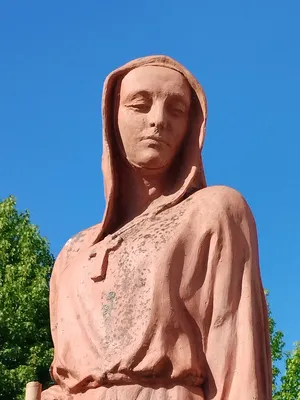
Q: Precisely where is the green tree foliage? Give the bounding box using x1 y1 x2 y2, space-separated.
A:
268 291 300 399
272 343 300 400
0 196 54 400
267 290 285 392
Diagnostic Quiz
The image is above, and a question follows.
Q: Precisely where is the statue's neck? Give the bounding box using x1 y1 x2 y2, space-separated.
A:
117 162 167 227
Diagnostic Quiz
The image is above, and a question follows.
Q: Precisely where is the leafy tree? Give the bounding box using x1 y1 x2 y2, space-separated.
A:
268 290 300 399
267 290 285 393
0 196 54 400
273 342 300 400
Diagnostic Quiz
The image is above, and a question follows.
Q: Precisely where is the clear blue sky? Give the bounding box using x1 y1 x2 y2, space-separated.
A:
1 0 299 356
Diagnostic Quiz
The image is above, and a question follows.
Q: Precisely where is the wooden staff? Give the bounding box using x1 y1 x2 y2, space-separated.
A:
25 382 41 400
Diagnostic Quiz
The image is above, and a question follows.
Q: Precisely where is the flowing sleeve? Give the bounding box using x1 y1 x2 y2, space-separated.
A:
41 243 72 400
199 189 272 400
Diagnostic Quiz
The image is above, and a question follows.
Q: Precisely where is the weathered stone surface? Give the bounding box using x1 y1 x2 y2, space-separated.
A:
41 56 272 400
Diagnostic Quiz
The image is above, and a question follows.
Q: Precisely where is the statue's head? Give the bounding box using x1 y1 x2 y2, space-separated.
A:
116 66 192 174
94 55 208 242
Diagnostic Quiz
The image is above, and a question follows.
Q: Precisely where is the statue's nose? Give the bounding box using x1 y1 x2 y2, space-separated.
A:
149 104 165 129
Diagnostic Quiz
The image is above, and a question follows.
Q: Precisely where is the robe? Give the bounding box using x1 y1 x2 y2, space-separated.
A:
42 186 272 400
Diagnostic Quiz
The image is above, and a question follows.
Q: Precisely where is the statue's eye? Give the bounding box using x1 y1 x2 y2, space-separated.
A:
129 102 151 112
168 105 186 117
173 108 184 115
127 99 151 113
124 92 152 113
166 97 187 117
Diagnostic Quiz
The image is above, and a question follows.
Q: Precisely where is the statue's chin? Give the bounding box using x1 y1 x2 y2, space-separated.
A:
119 141 175 175
126 153 170 174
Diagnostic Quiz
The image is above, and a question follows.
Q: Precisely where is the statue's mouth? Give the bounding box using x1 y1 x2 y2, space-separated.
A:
142 136 170 147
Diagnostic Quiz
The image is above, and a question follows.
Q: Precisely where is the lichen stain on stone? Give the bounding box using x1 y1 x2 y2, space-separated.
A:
107 291 116 301
96 200 191 353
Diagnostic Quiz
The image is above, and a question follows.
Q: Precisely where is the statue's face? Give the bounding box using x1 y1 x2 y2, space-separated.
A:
117 66 191 172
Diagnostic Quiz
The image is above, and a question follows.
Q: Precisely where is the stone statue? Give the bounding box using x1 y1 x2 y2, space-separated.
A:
41 56 272 399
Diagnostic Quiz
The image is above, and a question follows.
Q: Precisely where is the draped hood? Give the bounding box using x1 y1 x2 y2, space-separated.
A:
95 55 208 243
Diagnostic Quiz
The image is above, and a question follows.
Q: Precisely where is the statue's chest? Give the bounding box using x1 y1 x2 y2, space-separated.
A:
67 202 189 283
60 204 190 344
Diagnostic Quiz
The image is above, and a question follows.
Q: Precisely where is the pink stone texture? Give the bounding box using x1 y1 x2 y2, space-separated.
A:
25 382 42 400
41 56 272 399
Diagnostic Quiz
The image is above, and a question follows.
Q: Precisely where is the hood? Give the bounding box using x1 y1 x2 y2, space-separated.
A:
94 55 208 243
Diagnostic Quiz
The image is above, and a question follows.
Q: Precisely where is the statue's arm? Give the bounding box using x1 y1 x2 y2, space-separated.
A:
41 244 70 400
199 188 272 399
41 224 101 399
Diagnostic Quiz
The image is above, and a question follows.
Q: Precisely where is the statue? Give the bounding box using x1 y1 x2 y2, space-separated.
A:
40 56 272 399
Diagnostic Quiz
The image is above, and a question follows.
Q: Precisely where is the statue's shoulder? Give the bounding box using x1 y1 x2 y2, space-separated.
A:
50 223 102 281
188 185 250 215
58 222 102 261
68 222 101 251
